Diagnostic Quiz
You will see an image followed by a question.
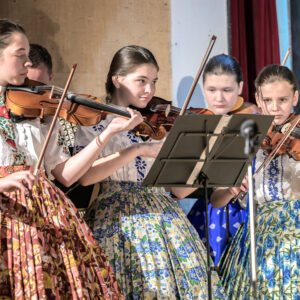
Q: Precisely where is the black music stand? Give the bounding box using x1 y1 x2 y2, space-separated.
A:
142 113 273 299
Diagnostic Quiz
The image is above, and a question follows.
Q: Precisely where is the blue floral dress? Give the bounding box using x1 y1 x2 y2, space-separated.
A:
74 115 225 299
219 149 300 299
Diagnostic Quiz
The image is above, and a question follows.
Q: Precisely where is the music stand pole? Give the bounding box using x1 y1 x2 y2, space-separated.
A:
200 173 212 300
241 120 258 299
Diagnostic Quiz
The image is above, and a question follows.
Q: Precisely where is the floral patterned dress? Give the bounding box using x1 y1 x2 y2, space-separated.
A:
0 97 123 299
74 115 225 300
219 149 300 299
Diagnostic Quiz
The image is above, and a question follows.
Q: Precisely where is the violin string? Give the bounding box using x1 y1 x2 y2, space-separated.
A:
154 104 201 115
36 85 65 95
153 104 181 113
36 85 75 100
35 85 128 114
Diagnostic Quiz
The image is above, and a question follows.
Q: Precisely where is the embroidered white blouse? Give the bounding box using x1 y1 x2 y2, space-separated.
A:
74 115 157 183
254 149 300 205
0 116 69 179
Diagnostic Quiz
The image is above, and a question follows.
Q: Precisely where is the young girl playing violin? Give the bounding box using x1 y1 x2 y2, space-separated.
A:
217 64 300 299
188 54 260 265
74 45 225 299
0 19 146 299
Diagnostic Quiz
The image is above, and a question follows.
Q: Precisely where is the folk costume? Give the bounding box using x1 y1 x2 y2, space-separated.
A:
219 147 300 299
0 96 123 299
75 115 225 299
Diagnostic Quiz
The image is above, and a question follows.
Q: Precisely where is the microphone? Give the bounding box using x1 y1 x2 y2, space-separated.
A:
240 119 258 155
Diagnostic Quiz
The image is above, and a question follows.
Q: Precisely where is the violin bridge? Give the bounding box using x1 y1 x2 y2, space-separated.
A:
165 104 171 117
281 122 291 134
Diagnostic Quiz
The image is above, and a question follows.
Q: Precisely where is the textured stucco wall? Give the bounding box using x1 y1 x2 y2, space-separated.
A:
1 0 171 99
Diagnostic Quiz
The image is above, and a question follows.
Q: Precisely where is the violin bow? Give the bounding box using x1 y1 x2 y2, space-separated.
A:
281 48 291 66
179 35 217 116
33 64 77 176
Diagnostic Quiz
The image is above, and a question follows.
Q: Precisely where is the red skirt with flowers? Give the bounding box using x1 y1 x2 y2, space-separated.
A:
0 166 124 300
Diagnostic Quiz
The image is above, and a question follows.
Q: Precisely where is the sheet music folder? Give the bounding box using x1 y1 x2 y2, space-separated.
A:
142 114 273 188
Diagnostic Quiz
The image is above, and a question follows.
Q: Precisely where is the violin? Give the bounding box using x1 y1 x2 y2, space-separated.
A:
5 78 130 124
5 79 216 140
132 96 213 136
6 79 262 141
5 78 169 140
130 95 262 139
261 113 300 160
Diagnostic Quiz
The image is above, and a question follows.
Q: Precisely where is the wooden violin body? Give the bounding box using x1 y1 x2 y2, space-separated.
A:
131 96 214 140
261 113 300 160
5 79 163 140
5 79 128 125
132 96 261 140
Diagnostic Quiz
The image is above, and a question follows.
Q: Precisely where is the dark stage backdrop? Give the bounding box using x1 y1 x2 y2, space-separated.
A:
230 0 280 103
291 0 300 114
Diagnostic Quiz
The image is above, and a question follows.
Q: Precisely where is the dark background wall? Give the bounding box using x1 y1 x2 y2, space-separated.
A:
290 0 300 113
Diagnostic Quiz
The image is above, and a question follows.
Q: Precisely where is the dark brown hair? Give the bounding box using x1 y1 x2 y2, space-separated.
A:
255 64 297 93
105 45 159 98
0 19 25 53
29 43 52 75
203 53 243 84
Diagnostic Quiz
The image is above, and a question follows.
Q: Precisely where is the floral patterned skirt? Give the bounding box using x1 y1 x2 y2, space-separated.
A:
0 166 123 300
219 199 300 299
85 181 225 300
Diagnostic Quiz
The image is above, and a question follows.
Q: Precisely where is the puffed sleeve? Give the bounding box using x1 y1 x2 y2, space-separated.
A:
41 116 70 179
74 122 106 155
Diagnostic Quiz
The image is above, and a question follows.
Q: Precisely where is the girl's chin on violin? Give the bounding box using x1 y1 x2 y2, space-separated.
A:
9 74 27 86
132 97 152 108
140 96 151 102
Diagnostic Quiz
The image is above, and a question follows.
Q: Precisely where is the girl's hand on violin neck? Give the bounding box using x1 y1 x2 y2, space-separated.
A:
107 107 143 134
0 170 36 193
137 142 163 158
